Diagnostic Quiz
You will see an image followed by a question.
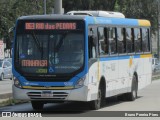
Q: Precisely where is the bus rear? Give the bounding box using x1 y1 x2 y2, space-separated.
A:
12 15 88 109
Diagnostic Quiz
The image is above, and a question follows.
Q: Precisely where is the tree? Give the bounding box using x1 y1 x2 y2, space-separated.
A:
63 0 117 12
0 0 54 56
116 0 157 31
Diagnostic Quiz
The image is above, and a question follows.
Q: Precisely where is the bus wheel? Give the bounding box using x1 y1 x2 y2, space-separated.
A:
89 84 105 110
125 75 138 101
31 101 44 110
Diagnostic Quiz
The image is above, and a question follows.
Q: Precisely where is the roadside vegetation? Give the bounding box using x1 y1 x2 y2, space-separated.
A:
0 98 28 107
0 0 158 51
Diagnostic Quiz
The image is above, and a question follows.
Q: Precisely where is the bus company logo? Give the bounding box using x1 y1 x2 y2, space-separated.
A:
2 112 12 117
2 112 42 117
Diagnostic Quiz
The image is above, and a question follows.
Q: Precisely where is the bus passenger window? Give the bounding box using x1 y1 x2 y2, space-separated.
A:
142 28 150 52
108 28 116 55
117 28 125 54
88 36 96 59
134 28 142 53
98 27 108 55
126 28 133 53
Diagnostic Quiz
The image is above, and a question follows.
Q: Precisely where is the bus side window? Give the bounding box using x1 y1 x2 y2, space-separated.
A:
98 27 108 55
104 28 108 54
131 28 135 52
126 28 133 53
88 36 96 59
117 28 125 54
142 28 150 52
88 27 96 59
108 28 116 55
134 28 142 53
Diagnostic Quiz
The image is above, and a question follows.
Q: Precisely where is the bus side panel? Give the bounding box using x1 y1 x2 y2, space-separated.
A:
118 56 131 94
99 57 119 97
87 57 119 100
105 59 118 97
87 61 99 101
132 55 152 90
134 57 145 90
141 55 152 88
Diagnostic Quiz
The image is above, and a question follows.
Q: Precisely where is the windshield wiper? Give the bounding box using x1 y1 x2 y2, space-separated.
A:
31 32 43 58
55 32 67 52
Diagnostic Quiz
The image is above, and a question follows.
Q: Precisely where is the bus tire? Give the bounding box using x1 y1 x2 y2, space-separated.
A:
89 83 105 110
125 75 138 101
31 101 44 110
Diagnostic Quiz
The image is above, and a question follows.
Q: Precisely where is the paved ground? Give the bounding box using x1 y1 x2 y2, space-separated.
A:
99 80 160 111
0 79 12 94
0 80 160 113
0 79 12 101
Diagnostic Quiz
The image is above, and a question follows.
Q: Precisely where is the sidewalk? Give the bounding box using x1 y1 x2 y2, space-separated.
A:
0 79 12 102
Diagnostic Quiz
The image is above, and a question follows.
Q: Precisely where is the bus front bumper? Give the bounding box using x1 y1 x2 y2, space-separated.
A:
12 85 88 102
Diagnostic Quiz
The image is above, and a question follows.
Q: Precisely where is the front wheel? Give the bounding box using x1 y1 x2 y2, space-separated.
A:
89 89 101 110
31 101 44 110
125 75 138 101
89 84 105 110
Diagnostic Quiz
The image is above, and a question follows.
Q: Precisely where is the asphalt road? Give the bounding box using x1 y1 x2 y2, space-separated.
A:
0 79 12 94
0 80 160 117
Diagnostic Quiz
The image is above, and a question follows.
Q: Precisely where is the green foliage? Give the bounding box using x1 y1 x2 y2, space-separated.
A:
63 0 116 12
0 0 53 49
0 0 159 49
116 0 158 31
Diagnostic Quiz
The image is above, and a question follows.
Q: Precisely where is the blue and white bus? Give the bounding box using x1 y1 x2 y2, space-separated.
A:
12 11 152 110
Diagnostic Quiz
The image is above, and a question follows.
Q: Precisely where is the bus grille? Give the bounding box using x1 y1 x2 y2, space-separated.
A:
27 92 69 100
24 76 72 82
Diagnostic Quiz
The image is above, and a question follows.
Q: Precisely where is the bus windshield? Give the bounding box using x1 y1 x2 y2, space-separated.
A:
15 21 85 76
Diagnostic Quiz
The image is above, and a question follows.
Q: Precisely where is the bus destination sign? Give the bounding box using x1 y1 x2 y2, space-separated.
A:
25 22 76 30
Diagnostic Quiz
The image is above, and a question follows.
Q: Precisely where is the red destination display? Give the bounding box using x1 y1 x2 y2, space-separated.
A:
22 60 48 67
25 22 76 30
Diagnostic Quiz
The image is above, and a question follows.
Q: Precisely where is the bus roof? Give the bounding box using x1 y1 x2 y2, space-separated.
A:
18 14 151 27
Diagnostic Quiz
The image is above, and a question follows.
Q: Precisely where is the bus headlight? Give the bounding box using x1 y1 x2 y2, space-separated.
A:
14 77 22 88
75 76 86 89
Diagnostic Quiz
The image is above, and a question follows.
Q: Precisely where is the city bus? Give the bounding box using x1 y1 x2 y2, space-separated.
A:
12 11 152 110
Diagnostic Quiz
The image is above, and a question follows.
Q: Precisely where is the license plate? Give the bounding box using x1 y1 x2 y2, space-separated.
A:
41 91 52 98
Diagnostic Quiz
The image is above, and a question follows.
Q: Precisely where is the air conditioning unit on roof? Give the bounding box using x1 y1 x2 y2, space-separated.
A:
66 11 125 18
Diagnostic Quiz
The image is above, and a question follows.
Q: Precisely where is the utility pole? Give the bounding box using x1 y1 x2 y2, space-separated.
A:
54 0 62 14
44 0 46 14
157 0 160 59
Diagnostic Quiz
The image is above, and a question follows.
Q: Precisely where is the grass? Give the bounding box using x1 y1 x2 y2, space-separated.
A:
152 72 160 80
0 98 28 107
152 76 160 80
